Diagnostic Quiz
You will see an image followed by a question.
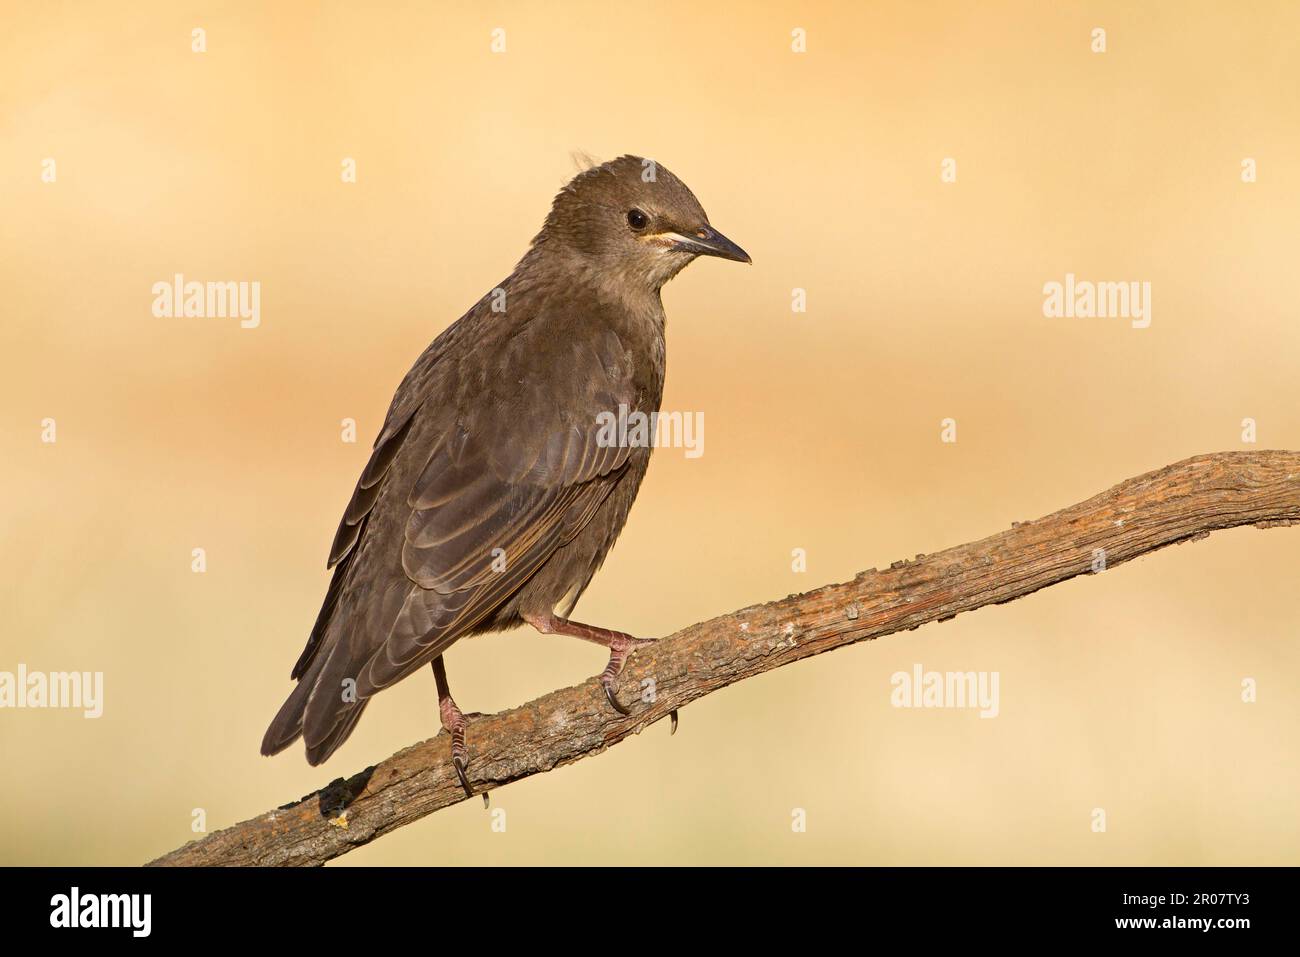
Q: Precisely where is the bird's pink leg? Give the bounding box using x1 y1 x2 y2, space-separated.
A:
431 655 478 801
523 611 676 732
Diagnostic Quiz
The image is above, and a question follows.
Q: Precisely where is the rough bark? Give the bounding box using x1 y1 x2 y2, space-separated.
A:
148 450 1300 866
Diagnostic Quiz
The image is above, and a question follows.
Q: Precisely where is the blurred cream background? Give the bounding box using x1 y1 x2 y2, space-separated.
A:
2 0 1297 865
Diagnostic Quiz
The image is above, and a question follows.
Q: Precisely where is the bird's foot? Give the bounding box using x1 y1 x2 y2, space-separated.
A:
431 655 488 806
438 693 473 799
523 611 678 730
602 643 679 733
598 632 655 715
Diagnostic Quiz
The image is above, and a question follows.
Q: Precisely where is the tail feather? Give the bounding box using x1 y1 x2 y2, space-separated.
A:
261 674 371 765
264 634 376 766
261 692 372 766
304 700 370 766
260 666 316 756
261 640 341 758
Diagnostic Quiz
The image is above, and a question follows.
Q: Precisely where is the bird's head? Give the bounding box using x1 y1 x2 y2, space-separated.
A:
535 154 750 291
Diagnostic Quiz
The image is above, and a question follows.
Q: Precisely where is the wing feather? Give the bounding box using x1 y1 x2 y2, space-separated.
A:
278 287 658 763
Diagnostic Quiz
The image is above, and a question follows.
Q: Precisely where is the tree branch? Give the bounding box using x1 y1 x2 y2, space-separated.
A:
149 450 1300 866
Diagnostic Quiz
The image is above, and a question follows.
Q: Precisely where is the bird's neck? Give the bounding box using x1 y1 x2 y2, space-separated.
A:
519 244 668 329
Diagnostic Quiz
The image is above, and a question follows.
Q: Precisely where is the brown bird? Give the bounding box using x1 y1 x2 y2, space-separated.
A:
261 155 750 795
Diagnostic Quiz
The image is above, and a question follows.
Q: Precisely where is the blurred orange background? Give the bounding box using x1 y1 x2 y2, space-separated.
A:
2 0 1297 865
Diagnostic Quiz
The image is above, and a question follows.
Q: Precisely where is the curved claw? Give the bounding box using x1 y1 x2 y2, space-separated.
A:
670 709 678 735
603 681 631 716
452 756 473 800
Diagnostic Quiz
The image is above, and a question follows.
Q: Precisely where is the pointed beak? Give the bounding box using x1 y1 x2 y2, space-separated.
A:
659 226 752 264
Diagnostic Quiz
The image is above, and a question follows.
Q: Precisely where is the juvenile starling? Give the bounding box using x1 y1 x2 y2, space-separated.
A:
261 155 750 795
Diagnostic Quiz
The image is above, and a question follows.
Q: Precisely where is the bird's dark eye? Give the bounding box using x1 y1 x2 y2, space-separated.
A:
626 208 649 231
